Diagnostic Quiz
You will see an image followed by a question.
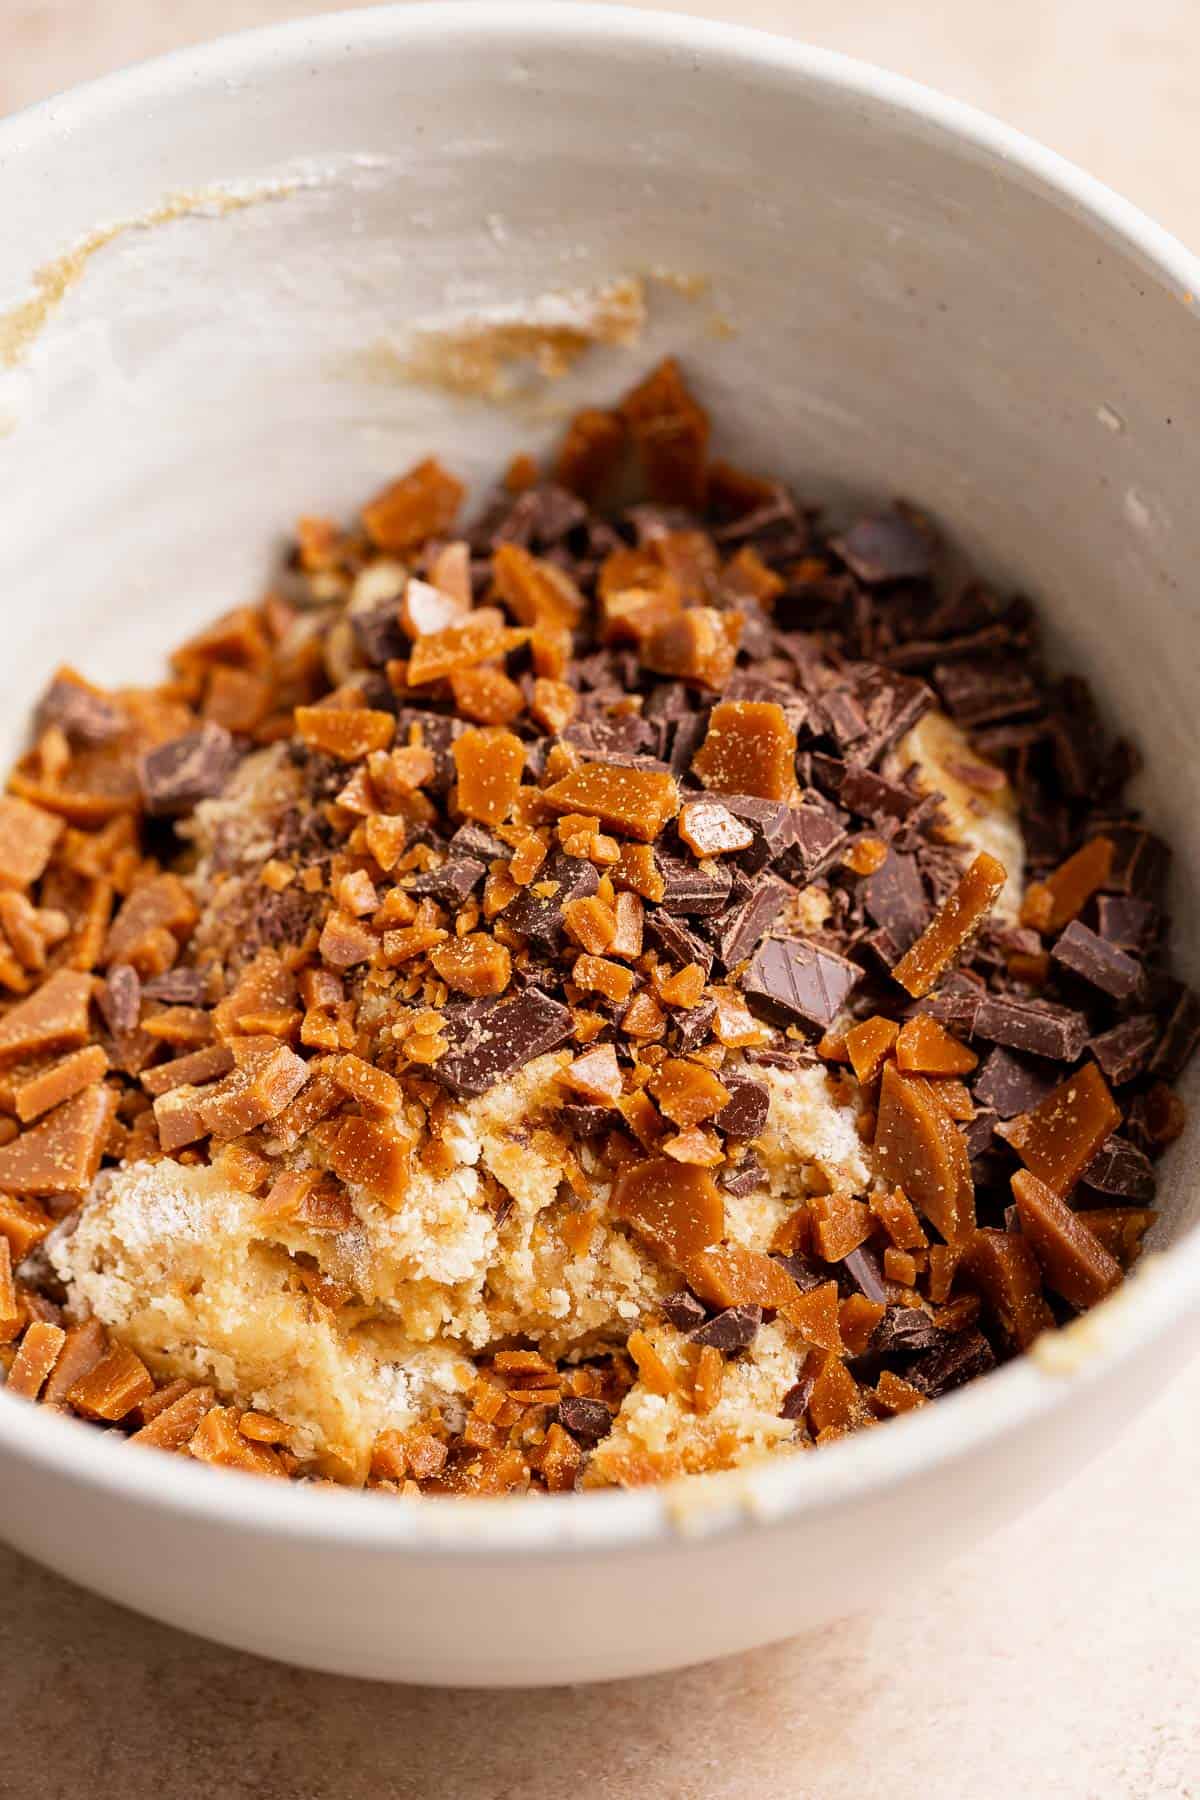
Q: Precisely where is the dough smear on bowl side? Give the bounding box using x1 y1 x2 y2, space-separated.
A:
0 360 1186 1495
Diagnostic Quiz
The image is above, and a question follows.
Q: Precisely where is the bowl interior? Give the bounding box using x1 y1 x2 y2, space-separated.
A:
0 12 1197 1261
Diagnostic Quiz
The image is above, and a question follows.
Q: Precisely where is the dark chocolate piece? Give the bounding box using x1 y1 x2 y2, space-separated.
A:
644 909 714 976
1094 894 1159 953
714 1074 769 1140
433 990 574 1097
557 1103 617 1138
555 1397 613 1444
138 723 240 816
34 675 124 747
742 936 862 1031
662 1289 707 1333
720 795 799 873
658 855 733 916
1103 824 1169 899
98 963 142 1036
934 657 1041 726
1080 1136 1157 1203
350 596 406 667
407 855 487 906
830 512 933 585
1089 1015 1158 1087
972 1046 1058 1119
450 821 509 863
847 666 932 766
837 763 926 824
870 1307 946 1359
688 1304 763 1353
393 708 464 794
141 968 211 1005
907 1327 997 1396
970 995 1089 1063
503 854 599 951
963 1106 1000 1163
721 1150 768 1196
842 1246 887 1304
1149 985 1200 1083
780 1374 816 1421
1050 921 1144 1001
862 851 928 953
708 876 792 971
775 804 848 884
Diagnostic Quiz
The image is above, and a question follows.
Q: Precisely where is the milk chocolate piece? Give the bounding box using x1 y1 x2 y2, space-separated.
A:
138 723 240 816
1050 920 1144 1001
433 989 574 1097
742 936 862 1031
688 1303 762 1353
1089 1014 1157 1087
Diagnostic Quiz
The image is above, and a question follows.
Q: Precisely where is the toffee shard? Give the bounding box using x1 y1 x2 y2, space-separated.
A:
742 936 861 1031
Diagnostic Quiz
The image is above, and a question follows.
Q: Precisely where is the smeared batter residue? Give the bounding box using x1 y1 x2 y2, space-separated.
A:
0 181 303 369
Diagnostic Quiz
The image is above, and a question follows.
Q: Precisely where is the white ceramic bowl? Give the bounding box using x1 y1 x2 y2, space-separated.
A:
1 3 1199 1687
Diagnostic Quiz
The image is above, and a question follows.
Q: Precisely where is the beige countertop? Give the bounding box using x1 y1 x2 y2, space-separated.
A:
2 6 1199 1796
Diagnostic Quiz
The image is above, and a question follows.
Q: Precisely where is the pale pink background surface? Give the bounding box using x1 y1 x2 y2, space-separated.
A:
2 7 1199 1796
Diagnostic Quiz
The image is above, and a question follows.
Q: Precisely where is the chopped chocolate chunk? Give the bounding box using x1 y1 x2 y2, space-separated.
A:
972 1046 1058 1119
907 1327 997 1396
351 595 406 666
662 1289 707 1332
141 968 210 1005
503 854 599 951
672 995 717 1053
644 908 715 977
657 855 733 916
1149 985 1200 1083
555 1396 613 1444
963 1106 1000 1163
1089 1014 1158 1087
1094 894 1159 953
870 1307 947 1359
1081 1136 1157 1203
819 685 869 751
714 1074 769 1139
433 990 574 1097
688 1303 762 1353
1050 920 1144 1001
847 666 933 766
837 763 926 824
721 1151 767 1195
393 708 464 794
742 936 862 1031
971 996 1089 1063
407 855 487 906
842 1246 887 1304
1103 823 1169 898
719 795 798 873
707 876 792 971
935 657 1041 726
450 821 509 863
98 963 141 1037
780 1374 816 1421
862 851 928 953
830 511 934 585
556 1103 617 1138
35 672 124 746
138 722 240 816
774 804 848 885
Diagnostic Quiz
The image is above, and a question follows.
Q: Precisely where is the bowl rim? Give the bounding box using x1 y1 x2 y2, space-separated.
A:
1 0 1199 1558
